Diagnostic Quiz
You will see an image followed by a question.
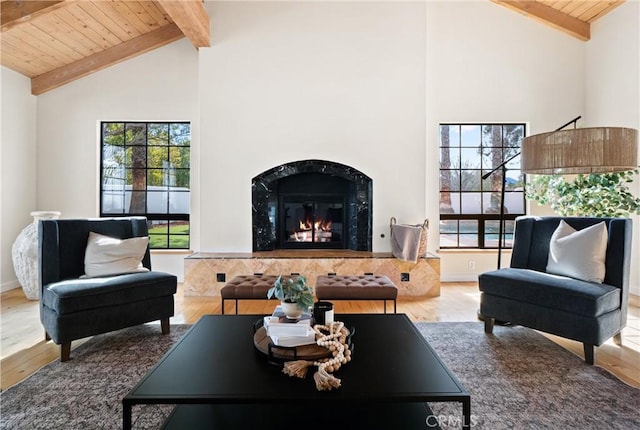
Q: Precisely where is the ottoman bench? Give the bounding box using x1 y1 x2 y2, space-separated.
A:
221 275 293 314
315 275 398 314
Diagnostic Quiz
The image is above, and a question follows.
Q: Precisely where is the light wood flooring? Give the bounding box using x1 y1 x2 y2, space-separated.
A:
2 283 639 391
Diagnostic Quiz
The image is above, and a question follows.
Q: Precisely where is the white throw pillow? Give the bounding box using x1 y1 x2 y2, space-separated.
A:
546 220 607 283
84 232 150 278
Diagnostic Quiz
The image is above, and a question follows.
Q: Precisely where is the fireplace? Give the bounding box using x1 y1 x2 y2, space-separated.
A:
279 173 348 249
252 160 372 251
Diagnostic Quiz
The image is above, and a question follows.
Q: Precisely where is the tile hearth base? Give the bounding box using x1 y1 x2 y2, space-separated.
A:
184 251 440 297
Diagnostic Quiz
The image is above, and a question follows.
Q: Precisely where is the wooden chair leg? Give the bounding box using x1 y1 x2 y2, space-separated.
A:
583 343 595 365
161 318 170 335
613 332 623 346
484 317 495 334
61 342 71 362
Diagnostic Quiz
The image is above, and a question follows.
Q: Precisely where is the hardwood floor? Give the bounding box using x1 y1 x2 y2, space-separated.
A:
2 283 639 391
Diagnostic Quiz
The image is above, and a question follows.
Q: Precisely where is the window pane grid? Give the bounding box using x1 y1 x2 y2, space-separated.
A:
439 123 526 249
100 122 191 250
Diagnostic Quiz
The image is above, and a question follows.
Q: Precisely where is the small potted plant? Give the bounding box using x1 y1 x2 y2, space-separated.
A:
267 275 315 319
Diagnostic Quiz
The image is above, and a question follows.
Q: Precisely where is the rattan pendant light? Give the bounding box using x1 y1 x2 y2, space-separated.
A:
522 126 638 174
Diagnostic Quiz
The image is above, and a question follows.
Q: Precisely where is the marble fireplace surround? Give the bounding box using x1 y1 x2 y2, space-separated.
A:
252 159 373 252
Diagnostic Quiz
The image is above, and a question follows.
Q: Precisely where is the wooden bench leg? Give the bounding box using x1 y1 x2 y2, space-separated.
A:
61 342 71 362
161 318 170 335
235 299 239 315
383 300 387 314
393 299 397 314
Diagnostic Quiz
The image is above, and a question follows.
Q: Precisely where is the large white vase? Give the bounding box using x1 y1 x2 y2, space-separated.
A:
12 211 61 300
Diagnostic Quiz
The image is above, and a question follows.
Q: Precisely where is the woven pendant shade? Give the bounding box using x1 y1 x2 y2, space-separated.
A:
522 127 638 174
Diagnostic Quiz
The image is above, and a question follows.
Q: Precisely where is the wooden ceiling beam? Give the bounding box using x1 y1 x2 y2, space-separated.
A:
1 0 76 32
491 0 590 41
31 22 184 95
155 0 210 48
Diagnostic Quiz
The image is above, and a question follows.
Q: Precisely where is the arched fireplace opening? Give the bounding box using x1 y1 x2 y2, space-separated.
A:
252 160 372 252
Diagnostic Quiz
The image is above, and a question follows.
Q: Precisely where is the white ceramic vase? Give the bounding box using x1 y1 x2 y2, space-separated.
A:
280 301 303 319
12 211 61 300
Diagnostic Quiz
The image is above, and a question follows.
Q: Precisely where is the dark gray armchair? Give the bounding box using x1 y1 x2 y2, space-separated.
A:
479 216 632 365
39 217 177 361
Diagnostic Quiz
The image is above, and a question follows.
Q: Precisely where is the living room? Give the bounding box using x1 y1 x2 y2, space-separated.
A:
1 1 639 428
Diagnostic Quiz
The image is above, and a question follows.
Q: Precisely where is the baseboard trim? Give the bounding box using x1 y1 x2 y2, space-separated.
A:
441 274 478 283
1 281 20 294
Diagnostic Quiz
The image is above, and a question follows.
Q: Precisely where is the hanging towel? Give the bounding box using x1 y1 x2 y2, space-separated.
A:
391 223 423 263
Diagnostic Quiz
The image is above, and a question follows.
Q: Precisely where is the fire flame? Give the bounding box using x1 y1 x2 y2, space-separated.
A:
298 218 333 232
292 217 333 242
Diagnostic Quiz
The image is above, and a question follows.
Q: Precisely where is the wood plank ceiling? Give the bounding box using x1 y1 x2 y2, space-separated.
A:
0 1 625 96
1 0 209 95
491 0 625 41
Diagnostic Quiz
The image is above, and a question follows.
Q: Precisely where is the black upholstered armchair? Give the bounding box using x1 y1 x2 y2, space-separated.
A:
39 217 177 361
479 216 632 365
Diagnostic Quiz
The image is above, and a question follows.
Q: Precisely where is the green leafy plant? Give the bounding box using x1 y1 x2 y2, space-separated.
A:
526 168 640 217
267 275 315 310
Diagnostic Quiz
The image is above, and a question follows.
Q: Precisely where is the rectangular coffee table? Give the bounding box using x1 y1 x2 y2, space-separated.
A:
123 314 470 429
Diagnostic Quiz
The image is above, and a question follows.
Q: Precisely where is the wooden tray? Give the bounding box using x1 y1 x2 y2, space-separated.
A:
253 326 330 362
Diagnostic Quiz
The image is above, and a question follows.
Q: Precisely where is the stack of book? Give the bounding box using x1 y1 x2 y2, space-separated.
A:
263 306 316 347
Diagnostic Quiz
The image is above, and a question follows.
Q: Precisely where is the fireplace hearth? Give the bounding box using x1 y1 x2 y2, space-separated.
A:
252 160 372 251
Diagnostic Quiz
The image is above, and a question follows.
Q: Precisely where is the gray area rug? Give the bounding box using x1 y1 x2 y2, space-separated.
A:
417 322 640 429
1 322 638 429
1 324 186 430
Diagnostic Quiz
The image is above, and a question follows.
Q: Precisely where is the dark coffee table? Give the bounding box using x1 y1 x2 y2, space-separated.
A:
123 314 471 429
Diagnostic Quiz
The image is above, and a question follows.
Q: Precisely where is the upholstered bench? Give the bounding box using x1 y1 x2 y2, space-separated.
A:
221 275 293 314
315 275 398 313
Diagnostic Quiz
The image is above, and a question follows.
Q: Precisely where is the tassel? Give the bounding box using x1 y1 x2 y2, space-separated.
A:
313 366 341 391
282 360 314 378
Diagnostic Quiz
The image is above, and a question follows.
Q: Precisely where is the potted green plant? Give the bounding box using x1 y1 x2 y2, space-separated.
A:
267 275 315 319
526 168 640 217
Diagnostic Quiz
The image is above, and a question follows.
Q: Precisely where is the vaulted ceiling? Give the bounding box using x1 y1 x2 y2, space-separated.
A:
0 0 209 94
0 0 625 95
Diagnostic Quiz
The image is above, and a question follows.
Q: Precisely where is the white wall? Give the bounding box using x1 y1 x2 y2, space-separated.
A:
35 39 199 280
586 1 640 295
0 67 37 292
3 1 635 288
425 1 585 279
198 1 427 252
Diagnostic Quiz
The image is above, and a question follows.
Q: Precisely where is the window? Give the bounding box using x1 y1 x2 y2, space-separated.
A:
439 124 526 249
100 122 190 249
